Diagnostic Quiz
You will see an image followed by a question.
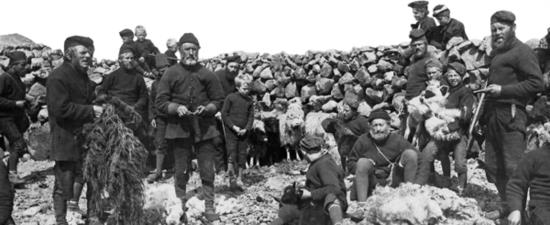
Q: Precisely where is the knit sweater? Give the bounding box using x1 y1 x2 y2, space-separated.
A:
405 54 435 99
507 144 550 211
221 92 254 131
0 72 25 118
347 133 415 173
98 68 148 113
487 37 544 107
445 84 475 133
305 154 347 208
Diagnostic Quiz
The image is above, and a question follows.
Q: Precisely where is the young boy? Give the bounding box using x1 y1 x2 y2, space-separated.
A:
118 28 151 77
134 25 160 70
271 135 347 225
221 74 254 191
425 58 444 82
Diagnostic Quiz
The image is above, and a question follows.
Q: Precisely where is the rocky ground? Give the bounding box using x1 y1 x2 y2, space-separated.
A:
12 157 503 225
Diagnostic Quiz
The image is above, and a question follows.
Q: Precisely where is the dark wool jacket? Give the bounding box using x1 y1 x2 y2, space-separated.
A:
305 154 347 210
405 54 435 99
430 18 469 50
215 69 237 97
134 39 160 58
119 41 142 57
0 72 26 118
445 83 475 133
221 92 254 131
486 37 544 107
347 133 415 174
149 79 166 120
0 162 13 209
98 67 148 117
345 115 370 136
155 63 224 141
413 17 437 42
47 62 95 161
164 50 178 66
507 144 550 211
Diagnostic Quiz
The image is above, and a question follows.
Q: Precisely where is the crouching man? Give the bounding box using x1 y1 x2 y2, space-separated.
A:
505 142 550 225
271 135 347 225
347 109 419 202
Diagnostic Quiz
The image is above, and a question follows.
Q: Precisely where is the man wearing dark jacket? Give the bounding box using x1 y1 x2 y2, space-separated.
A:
416 62 475 193
216 55 241 96
506 144 550 225
408 1 437 43
480 11 544 219
430 5 469 50
405 29 436 100
347 110 418 202
155 33 225 222
47 36 103 225
0 51 30 185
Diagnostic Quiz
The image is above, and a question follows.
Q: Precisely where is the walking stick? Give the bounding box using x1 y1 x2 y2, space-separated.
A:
466 81 489 155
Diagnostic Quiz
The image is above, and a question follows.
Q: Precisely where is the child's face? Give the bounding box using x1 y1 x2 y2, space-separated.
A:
136 32 146 41
121 35 133 44
426 67 442 80
237 82 250 95
445 69 463 87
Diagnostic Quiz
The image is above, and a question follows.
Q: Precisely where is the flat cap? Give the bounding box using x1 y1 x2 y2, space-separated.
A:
118 46 135 56
64 35 94 51
425 58 443 69
7 51 27 65
409 29 427 41
226 55 241 63
433 4 450 16
491 10 516 25
178 33 200 48
446 61 466 76
119 28 134 37
408 0 428 9
299 135 325 153
368 109 391 122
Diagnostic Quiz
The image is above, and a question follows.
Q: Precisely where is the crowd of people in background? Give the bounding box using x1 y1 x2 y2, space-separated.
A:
0 1 550 225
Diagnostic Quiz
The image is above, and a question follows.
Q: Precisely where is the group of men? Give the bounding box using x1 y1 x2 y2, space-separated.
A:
0 2 548 225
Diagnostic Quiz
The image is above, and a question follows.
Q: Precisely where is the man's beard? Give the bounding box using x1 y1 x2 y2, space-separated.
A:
492 30 515 51
370 130 390 142
182 54 198 66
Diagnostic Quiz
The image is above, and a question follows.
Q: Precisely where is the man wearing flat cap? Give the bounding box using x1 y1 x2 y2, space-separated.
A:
155 32 224 222
347 109 419 202
0 51 30 186
416 61 475 193
408 1 437 43
429 4 468 50
47 35 104 225
477 10 544 221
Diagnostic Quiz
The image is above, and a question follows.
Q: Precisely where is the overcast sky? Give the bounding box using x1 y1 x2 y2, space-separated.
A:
2 0 548 60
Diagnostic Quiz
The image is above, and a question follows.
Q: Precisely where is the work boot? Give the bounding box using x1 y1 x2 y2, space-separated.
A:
8 171 25 185
203 208 220 222
146 171 162 183
229 177 244 192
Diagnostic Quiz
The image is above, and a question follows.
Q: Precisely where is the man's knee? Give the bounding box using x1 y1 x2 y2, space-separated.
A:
401 149 418 164
454 162 467 174
356 158 375 175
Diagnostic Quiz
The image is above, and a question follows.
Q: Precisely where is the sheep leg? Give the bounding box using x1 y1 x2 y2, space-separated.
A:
286 146 291 161
255 156 260 167
295 147 302 161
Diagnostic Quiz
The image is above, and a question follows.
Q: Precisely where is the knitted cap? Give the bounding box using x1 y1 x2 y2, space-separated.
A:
368 109 391 122
178 33 200 48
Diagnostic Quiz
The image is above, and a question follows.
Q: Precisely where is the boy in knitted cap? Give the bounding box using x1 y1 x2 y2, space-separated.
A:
221 74 254 191
270 135 346 225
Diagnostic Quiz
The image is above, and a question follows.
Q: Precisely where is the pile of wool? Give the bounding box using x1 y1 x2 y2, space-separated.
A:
349 183 494 225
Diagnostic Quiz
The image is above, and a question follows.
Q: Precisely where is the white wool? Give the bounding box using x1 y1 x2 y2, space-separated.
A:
252 119 266 133
278 101 305 146
305 112 335 137
144 184 183 225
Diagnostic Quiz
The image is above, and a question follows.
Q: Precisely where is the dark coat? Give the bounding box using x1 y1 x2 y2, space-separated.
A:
221 92 254 131
430 18 468 50
215 69 237 96
0 72 26 118
47 62 95 161
445 84 475 133
405 54 436 99
305 154 348 210
155 63 224 141
98 67 148 119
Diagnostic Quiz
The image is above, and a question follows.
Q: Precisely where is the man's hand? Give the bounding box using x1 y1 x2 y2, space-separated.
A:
506 210 521 225
177 105 190 117
233 126 241 133
300 189 311 199
92 105 104 118
15 100 25 108
485 84 502 96
195 105 205 115
238 129 247 136
139 57 145 63
215 112 222 120
151 119 157 128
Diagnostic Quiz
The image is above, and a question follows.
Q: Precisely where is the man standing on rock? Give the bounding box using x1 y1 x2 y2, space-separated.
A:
47 36 103 225
480 11 544 219
408 1 437 42
155 33 224 223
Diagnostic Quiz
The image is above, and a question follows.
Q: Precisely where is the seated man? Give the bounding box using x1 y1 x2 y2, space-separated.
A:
430 4 468 50
506 142 550 225
271 135 347 225
347 109 419 202
415 62 474 193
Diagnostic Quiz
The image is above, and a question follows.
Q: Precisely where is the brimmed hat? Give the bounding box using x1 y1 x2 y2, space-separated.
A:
299 135 325 153
408 1 428 9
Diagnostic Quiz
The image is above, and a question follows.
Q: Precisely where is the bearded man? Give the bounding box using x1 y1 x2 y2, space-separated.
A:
216 55 241 96
155 33 224 223
346 109 419 202
479 11 544 219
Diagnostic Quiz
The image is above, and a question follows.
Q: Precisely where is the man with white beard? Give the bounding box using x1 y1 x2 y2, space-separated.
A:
155 33 225 223
479 10 544 219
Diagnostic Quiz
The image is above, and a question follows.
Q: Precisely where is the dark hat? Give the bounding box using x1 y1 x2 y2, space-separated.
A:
433 4 450 17
7 51 27 65
490 10 516 25
178 33 200 48
118 46 135 56
408 0 428 9
368 109 391 122
119 28 134 37
425 58 443 69
409 29 427 42
226 55 241 64
299 135 325 153
155 54 170 68
446 62 466 76
64 35 94 51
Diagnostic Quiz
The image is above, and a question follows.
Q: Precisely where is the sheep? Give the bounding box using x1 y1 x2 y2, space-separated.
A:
278 97 305 161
